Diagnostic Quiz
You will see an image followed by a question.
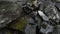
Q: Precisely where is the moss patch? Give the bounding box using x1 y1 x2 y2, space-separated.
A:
9 17 27 32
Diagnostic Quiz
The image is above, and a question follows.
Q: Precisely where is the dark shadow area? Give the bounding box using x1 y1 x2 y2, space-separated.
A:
0 27 25 34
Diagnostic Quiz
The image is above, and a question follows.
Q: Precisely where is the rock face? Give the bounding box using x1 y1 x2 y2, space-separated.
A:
0 0 60 34
0 1 20 28
0 0 27 3
23 0 60 34
0 0 17 2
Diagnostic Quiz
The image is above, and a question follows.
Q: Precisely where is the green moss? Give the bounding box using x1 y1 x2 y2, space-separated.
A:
9 17 27 32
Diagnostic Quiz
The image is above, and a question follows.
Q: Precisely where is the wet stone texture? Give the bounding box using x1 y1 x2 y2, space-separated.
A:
0 0 60 34
0 0 26 34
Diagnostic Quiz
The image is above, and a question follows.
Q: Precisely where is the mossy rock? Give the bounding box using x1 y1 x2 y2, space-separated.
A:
9 17 27 32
